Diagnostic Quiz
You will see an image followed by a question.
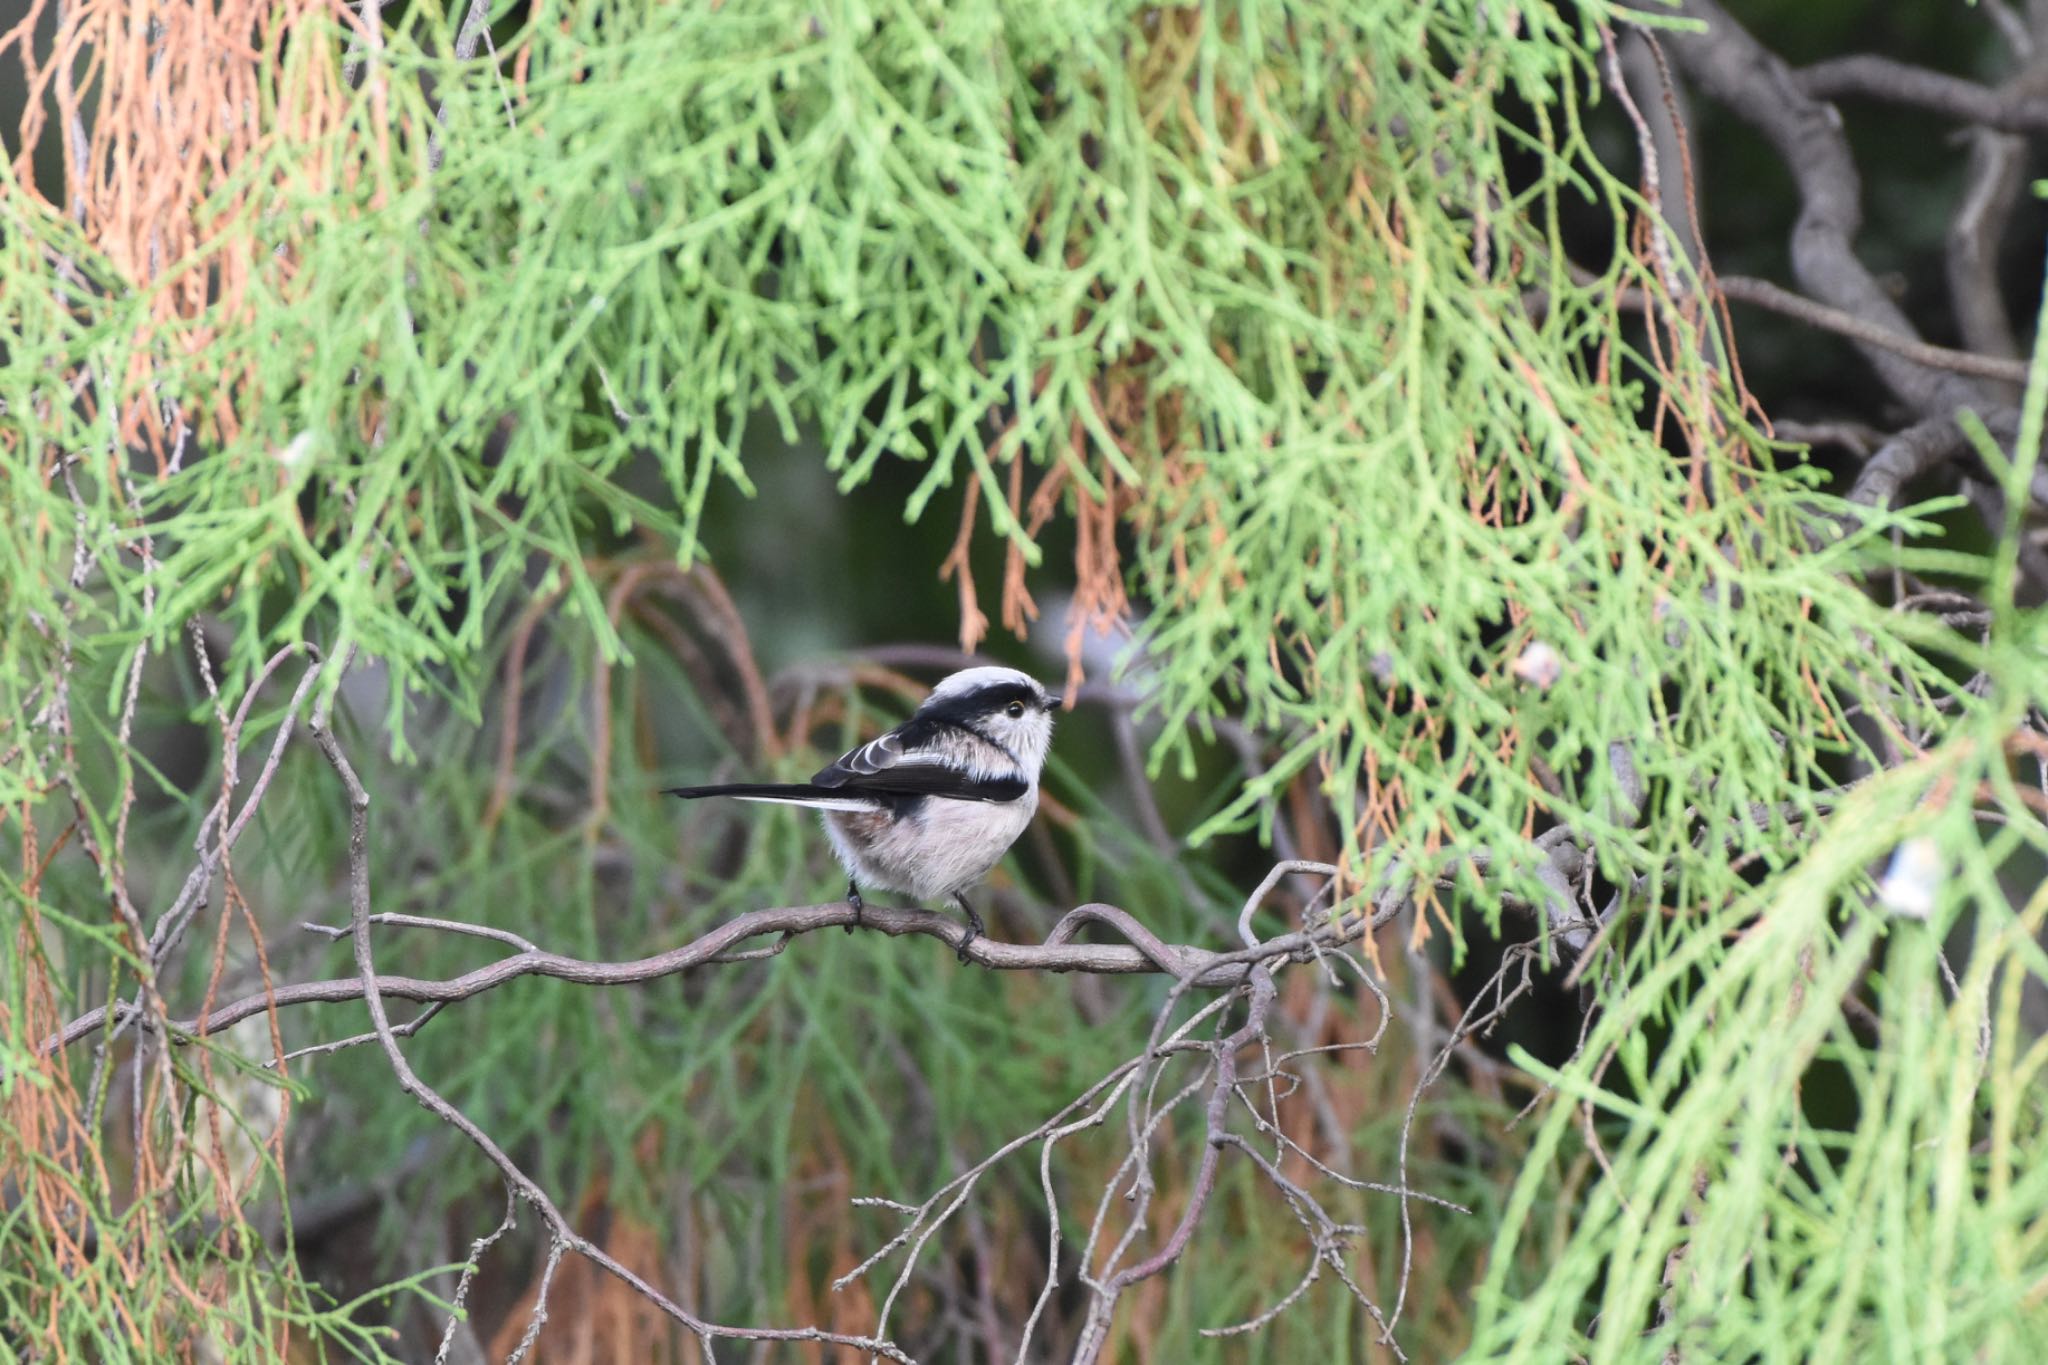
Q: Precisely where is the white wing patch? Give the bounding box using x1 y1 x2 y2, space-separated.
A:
837 731 905 777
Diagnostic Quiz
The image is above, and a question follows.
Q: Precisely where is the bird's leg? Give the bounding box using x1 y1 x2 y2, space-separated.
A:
844 880 864 934
950 893 987 965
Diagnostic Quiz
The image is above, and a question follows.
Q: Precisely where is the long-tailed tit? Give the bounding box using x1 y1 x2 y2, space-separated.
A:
666 666 1061 960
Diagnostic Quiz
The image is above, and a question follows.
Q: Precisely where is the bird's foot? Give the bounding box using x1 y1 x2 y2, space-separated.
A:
844 882 864 934
952 895 988 966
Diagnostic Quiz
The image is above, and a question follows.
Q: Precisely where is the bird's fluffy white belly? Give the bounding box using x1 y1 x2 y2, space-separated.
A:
822 794 1037 902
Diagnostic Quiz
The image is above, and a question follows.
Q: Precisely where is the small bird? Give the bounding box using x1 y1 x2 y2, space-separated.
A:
665 666 1061 960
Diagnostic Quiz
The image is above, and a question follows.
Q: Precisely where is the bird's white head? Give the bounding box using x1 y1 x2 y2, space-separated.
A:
917 666 1063 778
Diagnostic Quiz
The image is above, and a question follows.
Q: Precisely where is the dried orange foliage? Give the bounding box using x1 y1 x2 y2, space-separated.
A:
3 0 365 454
6 809 285 1354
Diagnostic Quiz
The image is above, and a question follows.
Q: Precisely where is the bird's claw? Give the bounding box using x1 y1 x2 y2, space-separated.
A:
844 883 864 934
952 895 988 966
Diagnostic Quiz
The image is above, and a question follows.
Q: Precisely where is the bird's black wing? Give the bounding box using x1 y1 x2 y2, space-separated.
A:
811 718 1027 803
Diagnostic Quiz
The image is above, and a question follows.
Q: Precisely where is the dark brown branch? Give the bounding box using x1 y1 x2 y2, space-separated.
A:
1771 419 1886 457
1849 414 1982 508
1795 55 2048 132
1949 131 2031 388
1541 265 2030 391
1667 2 2004 422
1945 20 2048 395
1717 275 2032 386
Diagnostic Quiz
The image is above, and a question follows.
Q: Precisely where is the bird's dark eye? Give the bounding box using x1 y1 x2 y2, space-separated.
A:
1006 701 1026 719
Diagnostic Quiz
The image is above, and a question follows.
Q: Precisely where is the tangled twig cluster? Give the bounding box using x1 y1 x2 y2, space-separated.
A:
40 660 1578 1358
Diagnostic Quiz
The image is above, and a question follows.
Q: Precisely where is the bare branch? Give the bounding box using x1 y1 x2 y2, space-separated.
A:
1795 55 2048 132
51 900 1374 1054
1236 860 1339 949
300 912 539 955
1716 275 2031 387
1073 967 1283 1360
433 1190 519 1365
1849 415 1983 509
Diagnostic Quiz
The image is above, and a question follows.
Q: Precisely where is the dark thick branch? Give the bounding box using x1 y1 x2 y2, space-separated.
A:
1795 55 2048 132
1944 19 2048 393
1849 414 1981 508
1667 2 2004 422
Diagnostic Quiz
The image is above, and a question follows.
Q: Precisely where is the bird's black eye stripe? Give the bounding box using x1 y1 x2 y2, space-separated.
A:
922 681 1046 728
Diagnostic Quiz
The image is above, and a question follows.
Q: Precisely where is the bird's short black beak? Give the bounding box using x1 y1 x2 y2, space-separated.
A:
1044 693 1064 710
